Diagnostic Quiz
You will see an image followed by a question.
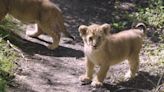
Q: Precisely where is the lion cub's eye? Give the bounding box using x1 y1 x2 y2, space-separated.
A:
89 37 93 41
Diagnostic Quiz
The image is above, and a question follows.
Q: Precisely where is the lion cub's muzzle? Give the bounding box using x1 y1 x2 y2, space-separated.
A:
87 36 101 50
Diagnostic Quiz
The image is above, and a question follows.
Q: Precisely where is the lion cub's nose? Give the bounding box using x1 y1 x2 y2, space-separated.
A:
89 37 93 41
92 44 97 49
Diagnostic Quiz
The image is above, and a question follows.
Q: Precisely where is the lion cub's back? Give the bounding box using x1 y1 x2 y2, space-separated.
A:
106 30 143 61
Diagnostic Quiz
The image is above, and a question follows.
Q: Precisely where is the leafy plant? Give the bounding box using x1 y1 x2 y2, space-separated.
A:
132 0 164 28
0 16 18 92
0 78 6 92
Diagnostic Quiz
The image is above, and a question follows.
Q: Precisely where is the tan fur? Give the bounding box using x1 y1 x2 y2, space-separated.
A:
0 0 72 49
78 23 145 87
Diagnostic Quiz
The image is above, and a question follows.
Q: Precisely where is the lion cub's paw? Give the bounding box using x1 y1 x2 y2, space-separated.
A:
79 75 92 85
47 44 59 50
91 81 103 87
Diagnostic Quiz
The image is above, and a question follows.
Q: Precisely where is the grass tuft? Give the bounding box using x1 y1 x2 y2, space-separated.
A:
0 16 18 92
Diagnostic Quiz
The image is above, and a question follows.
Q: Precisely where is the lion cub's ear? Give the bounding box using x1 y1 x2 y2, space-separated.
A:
78 25 88 36
101 23 111 35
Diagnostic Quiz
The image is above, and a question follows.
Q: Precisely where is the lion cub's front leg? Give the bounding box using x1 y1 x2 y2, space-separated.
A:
80 59 94 84
91 65 109 87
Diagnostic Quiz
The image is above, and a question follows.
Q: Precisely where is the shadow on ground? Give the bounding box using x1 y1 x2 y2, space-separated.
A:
101 71 164 92
1 29 83 58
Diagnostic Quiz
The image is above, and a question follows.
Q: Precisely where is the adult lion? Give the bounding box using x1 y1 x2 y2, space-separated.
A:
0 0 73 49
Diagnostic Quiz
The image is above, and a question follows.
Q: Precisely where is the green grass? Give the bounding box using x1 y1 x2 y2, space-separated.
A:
0 39 17 92
132 0 164 28
143 41 164 68
112 0 164 31
0 78 6 92
0 16 18 92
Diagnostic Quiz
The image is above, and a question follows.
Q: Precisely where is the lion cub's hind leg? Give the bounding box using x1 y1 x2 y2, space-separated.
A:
125 54 139 80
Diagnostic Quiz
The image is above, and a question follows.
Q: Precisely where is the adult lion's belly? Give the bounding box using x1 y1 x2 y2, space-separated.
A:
9 9 38 23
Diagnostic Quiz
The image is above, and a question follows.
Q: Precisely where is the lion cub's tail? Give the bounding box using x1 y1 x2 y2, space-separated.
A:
135 23 146 33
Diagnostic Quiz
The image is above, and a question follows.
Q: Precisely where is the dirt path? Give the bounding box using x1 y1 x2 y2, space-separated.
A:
6 0 164 92
7 33 164 92
8 38 88 92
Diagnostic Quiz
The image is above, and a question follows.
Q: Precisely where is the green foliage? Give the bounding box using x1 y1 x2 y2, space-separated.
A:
0 41 16 72
0 78 6 92
144 43 164 66
0 40 17 92
158 44 164 65
0 16 17 31
112 21 129 31
132 0 164 28
0 16 18 92
112 0 164 31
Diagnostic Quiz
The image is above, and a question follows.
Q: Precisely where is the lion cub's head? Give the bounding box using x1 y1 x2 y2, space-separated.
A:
79 23 111 50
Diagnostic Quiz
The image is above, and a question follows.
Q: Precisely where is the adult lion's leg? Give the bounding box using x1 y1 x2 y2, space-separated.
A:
39 24 60 50
26 24 43 37
48 32 60 50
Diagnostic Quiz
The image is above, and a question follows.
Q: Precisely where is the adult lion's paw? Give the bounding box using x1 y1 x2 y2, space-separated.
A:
47 44 59 50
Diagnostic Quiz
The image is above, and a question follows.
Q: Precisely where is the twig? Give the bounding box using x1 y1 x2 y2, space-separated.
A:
154 73 164 92
7 40 27 61
141 73 157 87
7 40 21 52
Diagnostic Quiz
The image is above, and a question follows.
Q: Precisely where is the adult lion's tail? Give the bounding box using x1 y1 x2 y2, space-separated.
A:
56 11 75 40
61 29 75 40
135 23 146 33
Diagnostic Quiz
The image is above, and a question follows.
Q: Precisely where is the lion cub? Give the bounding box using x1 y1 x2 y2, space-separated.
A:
79 23 146 87
0 0 73 49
